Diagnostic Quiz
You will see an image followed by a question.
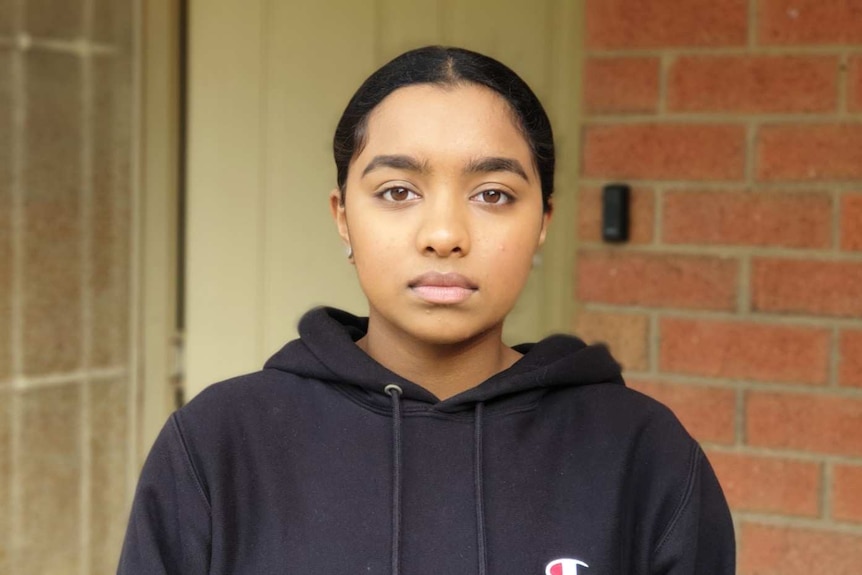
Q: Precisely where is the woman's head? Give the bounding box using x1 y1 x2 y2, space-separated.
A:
333 46 555 212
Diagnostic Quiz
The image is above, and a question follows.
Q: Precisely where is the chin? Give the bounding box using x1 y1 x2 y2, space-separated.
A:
400 309 506 348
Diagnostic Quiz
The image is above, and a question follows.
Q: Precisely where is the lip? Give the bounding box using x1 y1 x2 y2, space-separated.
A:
408 272 478 305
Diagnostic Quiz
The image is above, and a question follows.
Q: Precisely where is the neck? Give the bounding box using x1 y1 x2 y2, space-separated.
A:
357 314 521 400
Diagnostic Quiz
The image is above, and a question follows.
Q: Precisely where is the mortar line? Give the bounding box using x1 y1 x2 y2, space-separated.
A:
9 4 26 570
579 178 862 191
830 327 841 389
648 311 660 375
651 184 663 246
822 461 834 521
580 302 862 327
127 0 144 500
577 241 862 260
7 36 117 55
833 188 843 251
748 0 758 49
735 386 745 447
733 511 862 535
12 367 127 388
703 443 862 465
79 3 96 572
745 121 756 184
106 24 128 379
583 46 862 58
623 371 862 397
738 253 752 314
838 52 849 115
658 52 670 114
581 113 862 124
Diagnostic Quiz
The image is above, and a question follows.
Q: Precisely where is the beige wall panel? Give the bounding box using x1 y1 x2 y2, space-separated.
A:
442 0 551 97
377 0 441 60
186 0 265 391
261 0 375 356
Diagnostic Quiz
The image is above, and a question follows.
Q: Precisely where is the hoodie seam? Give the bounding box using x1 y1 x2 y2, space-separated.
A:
171 413 213 514
650 442 701 561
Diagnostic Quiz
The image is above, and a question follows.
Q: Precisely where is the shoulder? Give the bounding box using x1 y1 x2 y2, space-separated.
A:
553 383 701 488
172 368 335 449
558 382 693 443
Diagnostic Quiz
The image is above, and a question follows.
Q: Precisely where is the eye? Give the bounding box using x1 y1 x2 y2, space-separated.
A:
380 187 420 202
472 189 512 205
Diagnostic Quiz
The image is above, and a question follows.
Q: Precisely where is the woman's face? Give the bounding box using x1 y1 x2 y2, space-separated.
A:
331 83 550 346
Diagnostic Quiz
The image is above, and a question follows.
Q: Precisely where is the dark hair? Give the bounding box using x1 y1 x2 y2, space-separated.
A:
333 46 555 212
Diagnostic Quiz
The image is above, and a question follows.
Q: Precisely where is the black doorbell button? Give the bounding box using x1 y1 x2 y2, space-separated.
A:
602 183 630 243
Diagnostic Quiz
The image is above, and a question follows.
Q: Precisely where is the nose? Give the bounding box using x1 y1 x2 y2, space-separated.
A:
416 195 470 257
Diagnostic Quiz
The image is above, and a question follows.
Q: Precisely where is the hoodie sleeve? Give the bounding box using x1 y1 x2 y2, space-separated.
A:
650 446 735 575
117 414 212 574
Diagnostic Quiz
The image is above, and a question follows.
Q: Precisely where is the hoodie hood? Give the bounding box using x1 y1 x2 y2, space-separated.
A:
263 306 624 410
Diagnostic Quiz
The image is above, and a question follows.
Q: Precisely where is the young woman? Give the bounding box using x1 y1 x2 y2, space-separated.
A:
118 46 734 575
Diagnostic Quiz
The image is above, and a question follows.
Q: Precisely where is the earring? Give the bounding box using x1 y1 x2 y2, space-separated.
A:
346 245 353 259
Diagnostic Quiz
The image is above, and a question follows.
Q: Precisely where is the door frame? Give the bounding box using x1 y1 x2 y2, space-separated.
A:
136 0 182 459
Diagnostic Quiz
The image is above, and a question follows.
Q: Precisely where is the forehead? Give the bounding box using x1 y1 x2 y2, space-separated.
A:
357 83 533 166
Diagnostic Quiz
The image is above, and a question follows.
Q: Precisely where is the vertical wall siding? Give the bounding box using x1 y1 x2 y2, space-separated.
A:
577 1 862 573
0 0 136 573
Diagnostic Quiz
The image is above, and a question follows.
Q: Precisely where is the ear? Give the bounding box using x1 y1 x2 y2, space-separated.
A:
537 200 553 248
329 188 350 247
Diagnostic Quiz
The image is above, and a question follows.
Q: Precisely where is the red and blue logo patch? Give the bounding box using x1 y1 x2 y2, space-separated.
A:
545 558 589 575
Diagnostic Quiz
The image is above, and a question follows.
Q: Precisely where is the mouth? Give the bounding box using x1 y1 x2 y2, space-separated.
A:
408 272 478 305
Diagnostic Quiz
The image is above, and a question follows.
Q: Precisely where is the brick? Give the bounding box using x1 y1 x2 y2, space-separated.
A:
839 330 862 388
758 0 862 45
833 464 862 523
850 56 862 112
840 192 862 251
752 258 862 318
628 379 736 444
746 392 862 457
577 251 738 310
584 57 660 114
573 310 650 371
583 124 746 181
578 186 654 244
0 52 11 382
739 522 862 575
668 55 838 113
757 123 862 181
663 190 832 249
660 318 830 385
585 0 747 49
707 451 821 516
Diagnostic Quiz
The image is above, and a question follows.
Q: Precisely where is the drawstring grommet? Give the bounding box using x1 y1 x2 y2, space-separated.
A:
384 384 402 397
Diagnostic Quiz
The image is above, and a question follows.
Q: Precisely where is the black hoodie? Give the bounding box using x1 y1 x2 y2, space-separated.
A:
117 307 735 575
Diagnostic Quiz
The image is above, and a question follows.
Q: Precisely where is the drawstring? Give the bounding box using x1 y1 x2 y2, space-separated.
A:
383 386 488 575
474 402 488 575
384 384 403 575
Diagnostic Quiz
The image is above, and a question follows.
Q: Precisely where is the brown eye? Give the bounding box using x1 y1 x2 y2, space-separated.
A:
474 189 511 205
381 187 418 202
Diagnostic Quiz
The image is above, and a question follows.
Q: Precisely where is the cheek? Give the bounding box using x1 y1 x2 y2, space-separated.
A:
489 222 542 262
350 226 406 282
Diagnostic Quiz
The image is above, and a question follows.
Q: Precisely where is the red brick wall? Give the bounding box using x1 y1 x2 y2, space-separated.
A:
577 2 862 573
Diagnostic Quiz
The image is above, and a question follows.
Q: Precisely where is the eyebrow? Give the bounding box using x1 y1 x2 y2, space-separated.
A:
361 154 530 182
465 156 529 182
361 155 429 178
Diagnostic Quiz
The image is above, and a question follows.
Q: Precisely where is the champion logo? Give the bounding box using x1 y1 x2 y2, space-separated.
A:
545 558 589 575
